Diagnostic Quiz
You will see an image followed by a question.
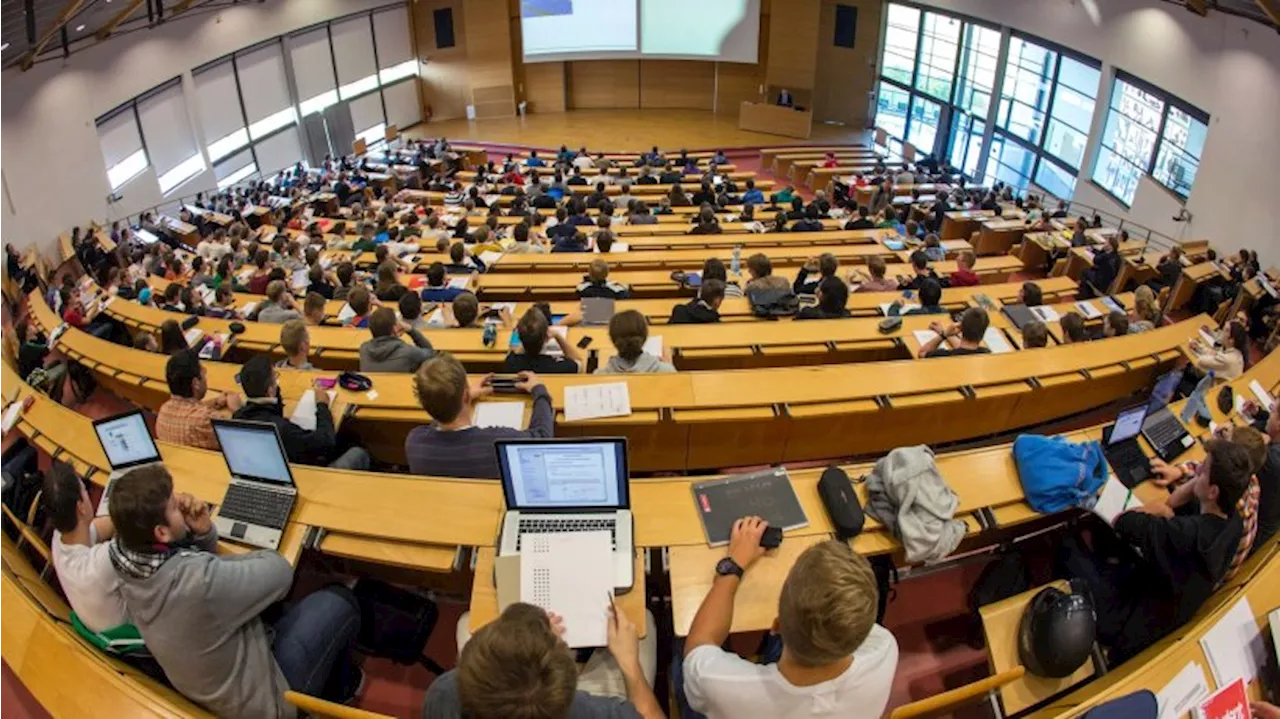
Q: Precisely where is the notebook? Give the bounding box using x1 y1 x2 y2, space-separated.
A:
692 468 809 546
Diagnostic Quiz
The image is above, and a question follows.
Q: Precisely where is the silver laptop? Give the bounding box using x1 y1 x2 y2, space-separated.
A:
211 419 298 550
496 438 634 590
92 410 162 517
580 297 616 326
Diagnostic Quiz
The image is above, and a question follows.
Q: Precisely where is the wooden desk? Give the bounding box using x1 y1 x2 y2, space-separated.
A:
773 152 880 181
738 102 813 140
975 220 1028 256
1168 261 1227 312
759 145 874 170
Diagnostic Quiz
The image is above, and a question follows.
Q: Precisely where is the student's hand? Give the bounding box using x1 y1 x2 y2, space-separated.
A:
803 257 819 272
1251 702 1280 719
312 378 330 397
606 597 642 676
547 611 567 641
224 392 244 412
179 493 214 535
945 323 962 338
928 321 946 336
473 373 495 402
727 516 768 571
514 371 541 393
1148 458 1186 487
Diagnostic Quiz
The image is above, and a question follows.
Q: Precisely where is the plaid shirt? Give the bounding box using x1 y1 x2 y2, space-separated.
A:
156 396 228 451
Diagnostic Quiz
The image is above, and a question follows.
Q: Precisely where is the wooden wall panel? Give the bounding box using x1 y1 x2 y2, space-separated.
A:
463 0 516 118
813 0 882 127
412 0 470 121
639 61 714 110
525 62 567 113
766 0 820 94
567 61 640 109
714 11 769 114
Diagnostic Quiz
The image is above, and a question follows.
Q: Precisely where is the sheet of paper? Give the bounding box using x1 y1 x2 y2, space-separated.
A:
519 531 613 649
643 336 663 359
2 402 24 435
611 242 630 253
486 302 517 315
447 276 470 290
1199 596 1265 687
290 389 318 432
1199 328 1217 347
1030 306 1061 323
291 268 309 288
881 303 920 316
240 301 259 317
983 327 1014 354
563 382 632 422
1100 296 1123 313
1074 301 1102 319
1155 661 1209 719
543 326 568 357
474 401 526 430
479 250 504 267
337 303 356 322
1249 380 1275 412
183 328 204 347
912 329 941 347
1092 476 1142 525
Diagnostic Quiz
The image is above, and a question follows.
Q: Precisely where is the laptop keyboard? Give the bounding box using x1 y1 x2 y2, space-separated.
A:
517 518 617 550
220 484 293 530
1146 414 1185 449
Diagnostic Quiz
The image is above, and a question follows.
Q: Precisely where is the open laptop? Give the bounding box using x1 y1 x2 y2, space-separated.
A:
1142 367 1193 462
92 410 162 517
210 419 298 550
1102 404 1153 488
580 297 616 326
496 438 635 591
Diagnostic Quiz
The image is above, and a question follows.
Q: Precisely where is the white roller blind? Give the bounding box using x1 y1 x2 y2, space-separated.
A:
290 28 337 102
252 126 303 175
137 84 198 176
214 149 257 189
193 61 247 159
372 8 412 68
237 42 292 124
349 93 384 134
97 110 144 168
331 16 378 88
382 78 420 128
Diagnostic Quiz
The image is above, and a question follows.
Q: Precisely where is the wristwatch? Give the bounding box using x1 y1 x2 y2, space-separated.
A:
715 557 744 579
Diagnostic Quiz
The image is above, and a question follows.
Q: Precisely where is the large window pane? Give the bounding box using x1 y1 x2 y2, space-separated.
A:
985 133 1036 190
883 4 921 86
1092 144 1145 205
907 96 941 152
1152 107 1207 198
1043 119 1089 169
948 113 984 178
997 37 1056 144
1034 158 1076 200
955 24 999 117
876 81 909 140
914 12 961 101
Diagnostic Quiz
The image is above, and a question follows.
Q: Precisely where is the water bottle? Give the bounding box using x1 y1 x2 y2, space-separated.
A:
731 245 741 276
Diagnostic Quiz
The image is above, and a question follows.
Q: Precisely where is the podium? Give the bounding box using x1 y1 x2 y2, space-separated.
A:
738 101 813 139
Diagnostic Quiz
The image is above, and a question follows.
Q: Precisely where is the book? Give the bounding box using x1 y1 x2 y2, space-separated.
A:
691 468 809 547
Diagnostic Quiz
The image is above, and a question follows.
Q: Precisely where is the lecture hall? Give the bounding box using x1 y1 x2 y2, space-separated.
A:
2 0 1279 717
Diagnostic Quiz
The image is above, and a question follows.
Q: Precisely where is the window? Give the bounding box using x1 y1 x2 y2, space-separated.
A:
237 42 295 139
998 37 1055 144
955 24 999 117
948 113 985 177
1093 77 1164 204
207 128 250 163
357 122 387 149
907 95 940 152
339 74 381 101
215 150 258 190
291 28 338 117
882 4 920 86
248 107 298 141
136 82 205 195
1152 106 1207 198
1034 158 1076 200
217 162 257 189
875 81 909 140
108 150 149 190
300 89 340 117
1044 56 1100 169
97 108 149 191
157 154 206 195
984 134 1036 191
914 12 961 101
373 8 415 84
193 61 249 163
332 16 379 100
378 59 417 85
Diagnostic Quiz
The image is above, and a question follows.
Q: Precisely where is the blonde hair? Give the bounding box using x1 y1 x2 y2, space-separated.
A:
413 352 468 423
1231 425 1268 475
279 320 308 356
1134 285 1162 326
777 540 878 666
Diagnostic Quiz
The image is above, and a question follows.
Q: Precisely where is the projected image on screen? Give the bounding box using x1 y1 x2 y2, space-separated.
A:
523 0 573 17
520 0 759 63
640 0 758 61
522 0 638 58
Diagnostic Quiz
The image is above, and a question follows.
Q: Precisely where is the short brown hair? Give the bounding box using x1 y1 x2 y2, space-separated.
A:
369 307 398 338
957 251 976 270
959 307 989 342
517 308 550 357
746 252 772 279
1106 310 1129 336
588 258 609 282
1022 320 1049 348
108 464 174 550
266 279 287 302
608 310 649 362
280 319 308 355
866 255 887 279
457 602 577 719
1060 311 1086 342
777 540 878 667
1231 425 1268 475
304 291 326 318
413 352 467 423
348 286 371 316
454 292 480 327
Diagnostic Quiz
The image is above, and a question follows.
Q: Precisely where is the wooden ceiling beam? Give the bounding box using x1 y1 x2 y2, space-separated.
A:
97 0 147 40
1255 0 1280 26
169 0 201 17
20 0 85 69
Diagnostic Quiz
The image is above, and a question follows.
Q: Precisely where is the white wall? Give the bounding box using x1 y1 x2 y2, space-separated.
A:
909 0 1280 265
0 0 405 253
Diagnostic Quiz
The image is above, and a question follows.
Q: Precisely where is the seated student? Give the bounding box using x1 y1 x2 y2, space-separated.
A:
897 250 942 290
949 251 981 287
1079 235 1122 299
598 310 675 374
919 307 991 358
1060 311 1087 344
420 262 466 303
332 261 357 300
1019 281 1044 307
525 150 546 167
1189 319 1247 381
697 257 741 299
679 525 898 719
504 308 582 374
1150 245 1185 292
444 242 486 274
794 253 837 295
406 354 553 479
741 179 764 205
1103 310 1130 337
426 292 489 330
552 228 591 254
689 207 722 235
578 259 631 300
844 205 876 230
359 307 435 373
373 262 407 302
107 465 363 716
791 205 825 232
298 291 325 326
44 462 130 635
156 351 242 451
1060 440 1249 665
234 355 370 469
344 286 374 329
850 255 899 292
424 602 662 719
795 277 851 320
889 278 947 316
783 197 806 222
276 319 314 370
744 253 791 296
1129 285 1165 333
505 222 549 254
691 183 717 207
670 279 726 324
257 280 302 324
1021 320 1050 348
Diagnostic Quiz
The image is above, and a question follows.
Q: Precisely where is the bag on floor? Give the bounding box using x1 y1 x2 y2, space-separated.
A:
352 579 444 673
747 287 799 317
1012 435 1107 514
2 438 43 534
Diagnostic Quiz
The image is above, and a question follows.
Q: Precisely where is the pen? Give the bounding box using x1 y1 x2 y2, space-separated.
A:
1123 488 1133 510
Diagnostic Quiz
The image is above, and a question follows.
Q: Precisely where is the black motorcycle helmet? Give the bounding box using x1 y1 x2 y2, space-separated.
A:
1018 581 1096 678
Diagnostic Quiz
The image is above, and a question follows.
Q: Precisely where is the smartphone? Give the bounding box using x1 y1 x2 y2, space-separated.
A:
760 526 783 549
576 335 593 350
490 376 521 394
315 377 337 389
902 290 915 301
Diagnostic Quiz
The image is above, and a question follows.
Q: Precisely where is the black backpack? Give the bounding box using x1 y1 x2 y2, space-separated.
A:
747 287 799 317
352 579 446 675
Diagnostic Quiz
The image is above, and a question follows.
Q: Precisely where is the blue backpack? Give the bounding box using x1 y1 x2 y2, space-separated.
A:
1013 434 1107 514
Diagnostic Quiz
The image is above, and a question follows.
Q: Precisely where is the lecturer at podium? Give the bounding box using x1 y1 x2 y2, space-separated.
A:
777 88 794 108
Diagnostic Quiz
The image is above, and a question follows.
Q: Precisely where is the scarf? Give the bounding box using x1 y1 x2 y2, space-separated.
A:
109 538 180 580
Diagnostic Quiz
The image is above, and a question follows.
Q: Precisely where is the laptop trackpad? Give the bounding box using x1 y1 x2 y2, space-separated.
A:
231 522 247 539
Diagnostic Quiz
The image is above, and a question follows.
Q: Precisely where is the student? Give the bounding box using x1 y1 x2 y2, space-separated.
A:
919 308 991 358
374 262 407 302
159 320 189 355
1060 311 1087 344
792 253 837 295
1080 235 1122 299
776 87 794 107
795 277 851 320
1249 409 1280 554
889 279 946 316
420 263 466 303
44 462 130 635
504 308 582 374
257 280 302 324
1060 440 1248 664
426 292 487 329
155 351 242 451
276 320 314 370
1103 310 1130 337
332 261 356 300
897 251 941 291
445 242 486 274
689 207 722 235
423 602 662 719
850 256 898 292
791 205 825 232
107 465 364 716
741 180 764 206
359 307 435 373
578 259 631 300
406 354 553 479
1189 320 1247 380
844 205 876 230
525 150 546 168
679 525 898 719
949 251 980 287
669 280 725 324
553 229 591 254
598 310 675 374
300 291 326 326
1129 285 1165 333
744 253 791 295
1019 281 1043 307
1021 320 1050 348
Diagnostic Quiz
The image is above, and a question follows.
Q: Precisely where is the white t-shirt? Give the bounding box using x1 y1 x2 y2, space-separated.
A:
683 624 899 719
52 528 130 633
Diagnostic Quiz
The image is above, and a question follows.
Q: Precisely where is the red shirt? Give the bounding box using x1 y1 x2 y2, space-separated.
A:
247 272 271 295
62 306 86 327
949 269 981 287
822 159 839 168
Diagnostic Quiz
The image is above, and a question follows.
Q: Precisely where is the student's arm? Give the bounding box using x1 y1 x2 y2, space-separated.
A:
684 517 767 655
519 378 555 438
606 599 665 719
404 325 434 350
90 517 116 542
918 321 952 358
299 381 339 455
553 331 584 369
206 549 294 633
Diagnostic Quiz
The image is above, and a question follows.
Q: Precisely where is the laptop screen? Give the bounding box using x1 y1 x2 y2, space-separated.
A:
94 411 160 470
1110 405 1147 445
497 439 629 511
212 420 294 486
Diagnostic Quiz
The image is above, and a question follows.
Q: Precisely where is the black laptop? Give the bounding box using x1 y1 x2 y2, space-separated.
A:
1102 404 1152 488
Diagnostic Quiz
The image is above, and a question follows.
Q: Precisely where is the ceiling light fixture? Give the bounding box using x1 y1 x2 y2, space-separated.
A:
75 24 86 31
